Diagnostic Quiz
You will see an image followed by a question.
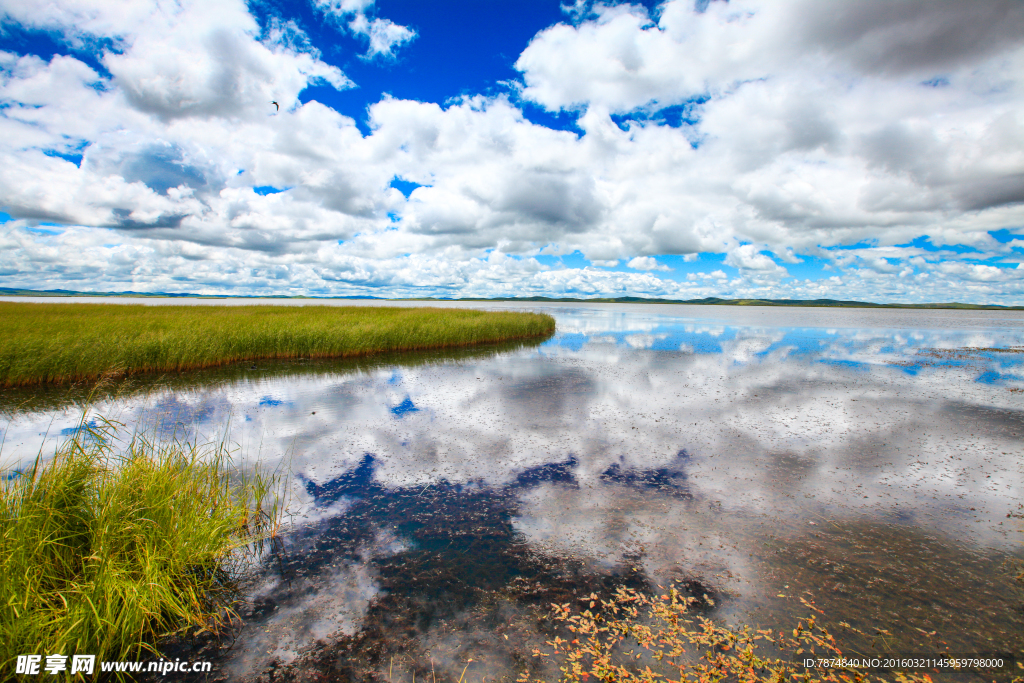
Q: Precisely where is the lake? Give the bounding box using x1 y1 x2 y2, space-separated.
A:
1 299 1022 681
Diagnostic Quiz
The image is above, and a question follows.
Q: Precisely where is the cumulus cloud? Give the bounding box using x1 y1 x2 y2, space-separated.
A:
348 14 417 59
0 0 1022 303
788 0 1024 76
724 245 788 275
517 0 1024 111
2 0 352 119
312 0 416 59
626 256 669 271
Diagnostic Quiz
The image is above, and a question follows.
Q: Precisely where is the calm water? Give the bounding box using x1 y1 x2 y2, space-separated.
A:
2 300 1023 681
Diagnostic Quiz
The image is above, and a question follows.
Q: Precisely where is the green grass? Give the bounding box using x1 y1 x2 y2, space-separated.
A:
0 303 556 387
0 419 279 677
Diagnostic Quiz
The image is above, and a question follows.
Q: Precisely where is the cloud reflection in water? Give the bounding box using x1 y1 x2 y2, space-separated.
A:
2 303 1022 678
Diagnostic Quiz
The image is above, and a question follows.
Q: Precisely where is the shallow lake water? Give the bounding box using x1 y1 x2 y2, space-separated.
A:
2 299 1023 681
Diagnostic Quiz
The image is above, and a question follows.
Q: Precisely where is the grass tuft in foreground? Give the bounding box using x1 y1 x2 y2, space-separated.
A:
520 586 948 683
0 303 556 387
0 419 279 674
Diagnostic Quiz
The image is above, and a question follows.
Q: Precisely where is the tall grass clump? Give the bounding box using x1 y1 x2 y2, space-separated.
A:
0 303 556 387
0 418 279 674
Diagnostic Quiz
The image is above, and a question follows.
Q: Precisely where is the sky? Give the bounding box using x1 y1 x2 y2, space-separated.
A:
0 0 1023 303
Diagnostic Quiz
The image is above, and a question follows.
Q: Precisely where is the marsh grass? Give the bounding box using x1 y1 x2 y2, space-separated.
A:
0 303 556 387
0 417 280 676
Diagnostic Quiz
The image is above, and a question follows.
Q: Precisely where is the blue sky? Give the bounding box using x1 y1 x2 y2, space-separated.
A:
0 0 1023 303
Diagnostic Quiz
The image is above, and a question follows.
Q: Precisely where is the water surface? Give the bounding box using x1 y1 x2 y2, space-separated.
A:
2 300 1022 681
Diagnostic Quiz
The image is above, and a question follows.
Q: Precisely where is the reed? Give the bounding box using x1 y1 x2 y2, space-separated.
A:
0 419 280 675
0 303 556 387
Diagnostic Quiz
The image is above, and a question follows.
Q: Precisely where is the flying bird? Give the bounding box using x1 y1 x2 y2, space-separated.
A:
271 101 279 111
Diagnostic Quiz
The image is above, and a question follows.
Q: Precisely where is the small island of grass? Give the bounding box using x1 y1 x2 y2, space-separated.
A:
0 302 556 387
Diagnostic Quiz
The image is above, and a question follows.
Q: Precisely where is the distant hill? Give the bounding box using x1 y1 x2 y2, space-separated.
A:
0 287 222 298
0 287 380 300
0 288 1019 310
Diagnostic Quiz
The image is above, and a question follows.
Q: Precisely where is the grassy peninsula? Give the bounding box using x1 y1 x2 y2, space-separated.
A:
0 303 555 387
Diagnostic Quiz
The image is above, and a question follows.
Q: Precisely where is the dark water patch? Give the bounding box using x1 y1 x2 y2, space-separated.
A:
514 456 579 488
601 460 693 498
302 454 377 505
242 492 652 681
169 457 723 682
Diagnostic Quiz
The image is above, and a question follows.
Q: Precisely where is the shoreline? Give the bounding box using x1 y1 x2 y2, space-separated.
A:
1 290 1020 310
0 302 555 388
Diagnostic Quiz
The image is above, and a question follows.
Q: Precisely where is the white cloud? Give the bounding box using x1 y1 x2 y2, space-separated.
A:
724 245 787 274
626 256 669 271
1 0 352 122
0 0 1022 303
4 218 1024 303
312 0 375 16
517 0 1024 113
311 0 416 60
348 15 417 59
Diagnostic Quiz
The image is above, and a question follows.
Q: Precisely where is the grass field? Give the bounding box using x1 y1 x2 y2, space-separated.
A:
0 303 555 387
0 419 279 674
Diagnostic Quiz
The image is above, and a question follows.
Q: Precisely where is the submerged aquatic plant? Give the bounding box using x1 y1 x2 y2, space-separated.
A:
520 586 959 683
0 417 280 675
